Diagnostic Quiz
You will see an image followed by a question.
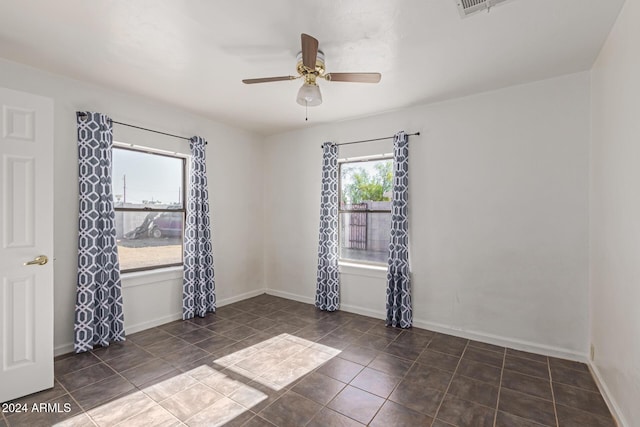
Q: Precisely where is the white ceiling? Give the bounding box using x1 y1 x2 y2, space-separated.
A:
0 0 624 135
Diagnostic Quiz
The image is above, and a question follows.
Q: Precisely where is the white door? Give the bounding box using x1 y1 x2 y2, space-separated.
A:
0 87 54 402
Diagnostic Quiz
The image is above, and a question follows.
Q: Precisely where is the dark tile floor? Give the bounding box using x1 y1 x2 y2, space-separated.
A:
2 294 616 426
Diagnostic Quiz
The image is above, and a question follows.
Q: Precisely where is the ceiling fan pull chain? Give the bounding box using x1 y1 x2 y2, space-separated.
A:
305 101 308 121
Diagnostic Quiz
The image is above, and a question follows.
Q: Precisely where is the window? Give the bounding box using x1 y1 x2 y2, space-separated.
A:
339 156 393 265
112 146 186 272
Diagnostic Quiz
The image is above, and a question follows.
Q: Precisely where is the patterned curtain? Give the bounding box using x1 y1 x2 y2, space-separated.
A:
183 136 216 319
74 111 125 353
386 131 412 328
315 142 340 311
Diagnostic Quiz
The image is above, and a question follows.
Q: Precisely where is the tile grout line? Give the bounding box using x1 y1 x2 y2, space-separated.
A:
54 374 98 426
365 327 436 425
548 402 616 424
88 345 172 424
492 348 507 427
499 365 553 384
547 379 605 394
299 319 376 425
237 321 351 424
307 324 427 425
136 329 273 427
430 340 470 426
408 330 438 424
547 357 560 427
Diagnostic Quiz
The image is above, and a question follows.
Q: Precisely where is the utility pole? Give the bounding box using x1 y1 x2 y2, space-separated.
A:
123 174 126 204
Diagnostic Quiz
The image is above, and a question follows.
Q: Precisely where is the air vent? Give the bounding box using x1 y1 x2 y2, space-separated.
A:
456 0 511 18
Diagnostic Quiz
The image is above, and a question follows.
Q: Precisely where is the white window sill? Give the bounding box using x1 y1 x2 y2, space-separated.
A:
121 266 183 288
338 261 387 279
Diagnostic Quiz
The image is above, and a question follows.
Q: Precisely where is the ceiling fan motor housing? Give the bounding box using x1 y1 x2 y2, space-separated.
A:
296 50 325 84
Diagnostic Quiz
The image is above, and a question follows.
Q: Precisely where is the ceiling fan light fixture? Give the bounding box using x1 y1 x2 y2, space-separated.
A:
242 34 381 107
296 82 322 107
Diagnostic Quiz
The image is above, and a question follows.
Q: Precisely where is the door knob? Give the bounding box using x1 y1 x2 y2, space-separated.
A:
24 255 48 266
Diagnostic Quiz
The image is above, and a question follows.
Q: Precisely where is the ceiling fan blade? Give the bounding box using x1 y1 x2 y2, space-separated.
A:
325 73 382 83
242 76 298 84
301 33 319 70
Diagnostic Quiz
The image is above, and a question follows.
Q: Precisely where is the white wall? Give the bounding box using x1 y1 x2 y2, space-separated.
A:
0 58 265 355
590 0 640 424
264 72 591 359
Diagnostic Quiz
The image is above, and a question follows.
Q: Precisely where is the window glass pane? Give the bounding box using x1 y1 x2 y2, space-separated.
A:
338 157 392 265
339 211 390 264
113 148 184 208
340 159 393 208
116 211 183 271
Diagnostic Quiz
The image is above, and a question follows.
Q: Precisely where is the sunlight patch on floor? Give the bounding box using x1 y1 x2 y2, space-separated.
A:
214 333 341 390
54 333 340 426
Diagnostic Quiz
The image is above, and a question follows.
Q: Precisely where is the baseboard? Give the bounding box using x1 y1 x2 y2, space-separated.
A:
265 289 387 321
54 312 183 357
54 343 74 357
126 312 183 335
265 289 314 305
57 286 586 364
217 288 267 307
588 361 628 427
54 288 268 357
265 288 587 362
414 319 587 362
125 288 267 333
338 302 385 320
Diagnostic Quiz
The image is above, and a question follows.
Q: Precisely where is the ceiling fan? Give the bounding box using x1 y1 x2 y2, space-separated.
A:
242 33 381 107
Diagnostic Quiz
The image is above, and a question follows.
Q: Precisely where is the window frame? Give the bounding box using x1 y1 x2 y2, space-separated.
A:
338 154 393 266
113 144 188 273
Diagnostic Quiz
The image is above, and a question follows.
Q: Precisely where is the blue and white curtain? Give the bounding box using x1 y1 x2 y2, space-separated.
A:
74 111 125 353
315 142 340 311
183 136 216 319
386 131 412 328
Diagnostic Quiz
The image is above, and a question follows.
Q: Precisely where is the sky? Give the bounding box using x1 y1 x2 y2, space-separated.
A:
112 148 183 205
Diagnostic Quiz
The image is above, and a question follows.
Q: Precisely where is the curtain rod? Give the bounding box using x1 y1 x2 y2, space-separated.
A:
76 112 199 143
321 132 420 148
